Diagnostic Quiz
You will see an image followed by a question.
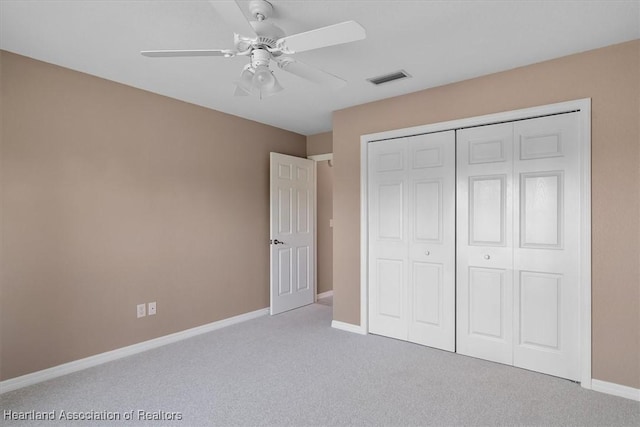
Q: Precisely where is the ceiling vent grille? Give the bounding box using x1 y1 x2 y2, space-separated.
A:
367 70 411 85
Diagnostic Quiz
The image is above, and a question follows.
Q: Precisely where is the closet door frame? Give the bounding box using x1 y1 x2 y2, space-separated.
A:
358 98 592 389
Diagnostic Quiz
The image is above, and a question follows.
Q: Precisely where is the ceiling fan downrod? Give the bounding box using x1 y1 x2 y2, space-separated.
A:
249 0 273 22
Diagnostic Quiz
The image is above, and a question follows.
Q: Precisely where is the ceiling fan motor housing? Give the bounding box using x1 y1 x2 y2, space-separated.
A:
251 49 271 68
249 21 285 50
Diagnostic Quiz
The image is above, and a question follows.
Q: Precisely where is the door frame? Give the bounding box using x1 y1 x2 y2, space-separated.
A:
308 153 333 301
359 98 592 388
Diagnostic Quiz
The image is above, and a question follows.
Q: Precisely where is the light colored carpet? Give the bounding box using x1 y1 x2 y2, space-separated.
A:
317 295 333 306
1 303 639 426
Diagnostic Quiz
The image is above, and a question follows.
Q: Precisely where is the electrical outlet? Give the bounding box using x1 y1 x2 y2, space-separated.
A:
148 301 156 316
137 303 146 318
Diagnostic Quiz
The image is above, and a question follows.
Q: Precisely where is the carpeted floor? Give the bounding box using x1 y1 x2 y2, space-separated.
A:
1 302 638 426
316 295 333 306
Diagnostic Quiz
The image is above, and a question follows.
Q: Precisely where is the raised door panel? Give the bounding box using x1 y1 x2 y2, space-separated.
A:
519 130 564 160
377 182 404 240
412 262 442 326
376 150 404 172
518 271 561 350
377 259 404 319
296 247 310 291
520 172 563 249
414 179 442 243
278 188 293 235
469 139 507 164
277 247 293 296
412 145 443 169
296 165 310 183
462 266 513 364
469 267 506 340
296 189 311 234
469 175 507 246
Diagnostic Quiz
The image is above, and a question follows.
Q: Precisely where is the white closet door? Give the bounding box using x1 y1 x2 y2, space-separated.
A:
368 131 455 351
368 138 408 340
513 113 580 381
457 114 581 381
406 132 455 351
456 123 515 365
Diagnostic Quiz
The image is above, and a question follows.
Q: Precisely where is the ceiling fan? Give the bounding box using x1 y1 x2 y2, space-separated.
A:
141 0 366 98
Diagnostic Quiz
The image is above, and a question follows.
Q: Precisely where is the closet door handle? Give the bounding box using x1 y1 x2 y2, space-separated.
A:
484 254 491 260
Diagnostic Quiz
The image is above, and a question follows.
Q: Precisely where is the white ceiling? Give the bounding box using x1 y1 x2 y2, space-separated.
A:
1 1 638 135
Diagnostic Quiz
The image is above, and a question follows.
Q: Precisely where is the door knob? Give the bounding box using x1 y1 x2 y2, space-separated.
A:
484 254 491 260
425 251 430 256
270 239 285 245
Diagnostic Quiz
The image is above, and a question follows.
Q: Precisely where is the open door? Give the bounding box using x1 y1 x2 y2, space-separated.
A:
270 153 316 315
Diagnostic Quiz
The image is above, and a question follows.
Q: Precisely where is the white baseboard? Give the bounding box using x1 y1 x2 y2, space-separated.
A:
591 379 640 401
0 307 269 394
317 290 334 300
331 320 366 335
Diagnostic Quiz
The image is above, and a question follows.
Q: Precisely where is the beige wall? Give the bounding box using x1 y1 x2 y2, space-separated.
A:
332 40 640 388
0 51 306 380
306 131 333 156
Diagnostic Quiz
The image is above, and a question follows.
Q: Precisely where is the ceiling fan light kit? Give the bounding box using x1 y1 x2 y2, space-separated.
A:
141 0 366 98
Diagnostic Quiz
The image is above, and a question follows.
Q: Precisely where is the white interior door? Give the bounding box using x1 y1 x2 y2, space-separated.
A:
368 131 455 351
270 153 315 315
456 113 581 380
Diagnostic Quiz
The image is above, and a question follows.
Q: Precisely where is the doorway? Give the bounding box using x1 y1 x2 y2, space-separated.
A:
307 132 335 307
309 153 334 306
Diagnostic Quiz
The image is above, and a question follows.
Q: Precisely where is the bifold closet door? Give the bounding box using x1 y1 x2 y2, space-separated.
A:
456 113 581 381
456 123 515 365
512 114 580 380
368 131 455 351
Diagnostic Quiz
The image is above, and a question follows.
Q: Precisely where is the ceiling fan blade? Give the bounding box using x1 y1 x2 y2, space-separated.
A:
209 0 257 38
276 21 366 54
276 57 346 89
234 84 250 97
141 49 235 58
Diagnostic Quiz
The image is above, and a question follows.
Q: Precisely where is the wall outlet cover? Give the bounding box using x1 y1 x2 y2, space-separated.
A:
137 303 146 318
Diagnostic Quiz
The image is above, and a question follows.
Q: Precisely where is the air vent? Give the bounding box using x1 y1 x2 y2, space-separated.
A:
367 70 411 85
